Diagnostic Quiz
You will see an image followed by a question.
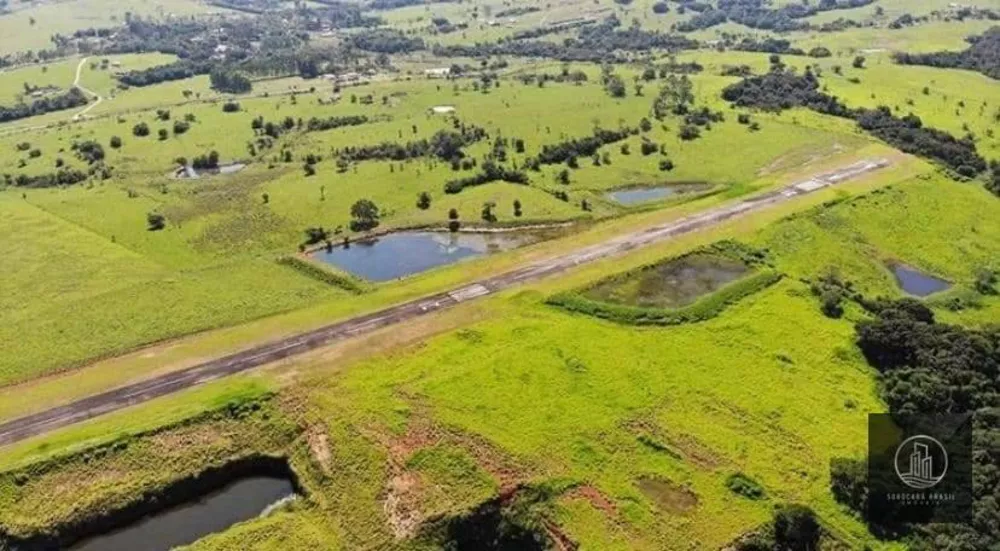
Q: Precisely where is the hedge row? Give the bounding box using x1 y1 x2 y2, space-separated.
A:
277 255 369 294
548 270 782 326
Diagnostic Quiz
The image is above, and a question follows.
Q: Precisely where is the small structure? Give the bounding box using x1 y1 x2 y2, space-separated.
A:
424 67 451 79
430 105 456 115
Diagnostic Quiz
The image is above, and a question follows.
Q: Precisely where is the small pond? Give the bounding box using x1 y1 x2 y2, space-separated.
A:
606 183 710 206
889 263 951 297
584 254 750 309
69 475 295 551
311 229 561 282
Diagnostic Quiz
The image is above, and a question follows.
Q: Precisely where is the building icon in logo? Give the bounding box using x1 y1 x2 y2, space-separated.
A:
894 435 948 489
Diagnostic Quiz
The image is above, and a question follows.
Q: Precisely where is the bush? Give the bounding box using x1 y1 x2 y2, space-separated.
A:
132 122 150 137
222 101 241 113
110 136 122 149
173 120 190 135
725 473 766 500
147 212 166 231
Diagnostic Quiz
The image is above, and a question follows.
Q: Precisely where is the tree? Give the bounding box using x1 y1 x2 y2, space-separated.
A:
417 191 432 210
773 505 820 550
808 46 832 58
222 101 241 113
303 163 316 177
133 122 150 137
640 117 653 132
448 207 460 232
147 212 166 231
652 1 669 15
157 128 168 141
262 192 269 204
556 169 570 185
173 120 190 135
853 55 866 69
110 136 122 149
513 199 522 217
481 201 497 222
350 199 380 232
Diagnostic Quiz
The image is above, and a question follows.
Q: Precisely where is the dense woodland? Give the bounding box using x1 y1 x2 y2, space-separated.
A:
722 66 989 178
894 27 1000 80
675 0 875 33
830 297 1000 550
0 87 88 124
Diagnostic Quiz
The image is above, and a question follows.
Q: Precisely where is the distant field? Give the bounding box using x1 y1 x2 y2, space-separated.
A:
0 0 215 55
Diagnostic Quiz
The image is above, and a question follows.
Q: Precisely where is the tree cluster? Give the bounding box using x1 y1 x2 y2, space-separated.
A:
305 115 370 132
830 299 1000 548
530 127 635 168
675 0 874 33
722 68 987 176
0 87 88 124
337 126 487 164
894 27 1000 80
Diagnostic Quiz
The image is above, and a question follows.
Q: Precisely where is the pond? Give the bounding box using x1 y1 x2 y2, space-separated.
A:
889 263 951 297
584 254 750 309
606 183 710 206
311 229 561 282
68 475 295 551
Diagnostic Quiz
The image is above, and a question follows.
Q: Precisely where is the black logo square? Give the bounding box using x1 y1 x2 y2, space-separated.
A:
867 413 973 525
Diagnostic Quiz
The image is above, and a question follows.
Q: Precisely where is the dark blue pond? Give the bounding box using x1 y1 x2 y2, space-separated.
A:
312 230 555 282
607 183 709 205
69 476 295 551
890 264 951 297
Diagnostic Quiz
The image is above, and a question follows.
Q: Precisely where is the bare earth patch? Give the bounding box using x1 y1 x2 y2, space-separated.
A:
637 477 699 514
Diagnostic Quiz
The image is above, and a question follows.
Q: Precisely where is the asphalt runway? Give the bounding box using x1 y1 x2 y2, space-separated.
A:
0 158 889 447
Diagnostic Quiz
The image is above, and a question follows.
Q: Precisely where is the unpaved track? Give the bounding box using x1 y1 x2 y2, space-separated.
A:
71 57 102 120
0 159 890 447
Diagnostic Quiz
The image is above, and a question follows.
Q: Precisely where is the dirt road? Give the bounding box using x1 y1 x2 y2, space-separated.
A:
71 57 102 120
0 159 890 447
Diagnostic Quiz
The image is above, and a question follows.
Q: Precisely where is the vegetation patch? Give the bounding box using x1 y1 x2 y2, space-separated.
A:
637 477 698 514
276 255 369 294
725 472 767 501
548 241 780 326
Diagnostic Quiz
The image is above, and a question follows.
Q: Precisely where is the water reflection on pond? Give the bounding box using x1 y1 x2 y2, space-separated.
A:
606 183 710 205
584 254 750 309
69 476 295 551
311 229 562 282
889 263 951 296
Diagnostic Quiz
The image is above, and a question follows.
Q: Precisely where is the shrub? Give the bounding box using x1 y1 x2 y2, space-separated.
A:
132 122 150 137
725 473 766 500
110 136 122 149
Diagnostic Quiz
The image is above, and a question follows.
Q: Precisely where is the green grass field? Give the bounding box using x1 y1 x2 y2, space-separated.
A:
0 0 215 55
0 2 999 549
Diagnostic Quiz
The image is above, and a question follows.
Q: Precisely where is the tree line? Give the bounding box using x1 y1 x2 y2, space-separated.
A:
893 27 1000 80
721 66 988 177
675 0 875 33
336 126 488 164
0 87 88 124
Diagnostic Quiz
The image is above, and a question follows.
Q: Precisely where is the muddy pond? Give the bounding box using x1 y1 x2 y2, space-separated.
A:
606 183 710 206
584 254 750 309
311 229 563 282
68 475 295 551
889 263 951 297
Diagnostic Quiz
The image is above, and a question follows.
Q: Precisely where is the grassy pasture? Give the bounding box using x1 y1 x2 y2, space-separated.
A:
0 0 215 55
0 58 876 384
0 159 951 551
